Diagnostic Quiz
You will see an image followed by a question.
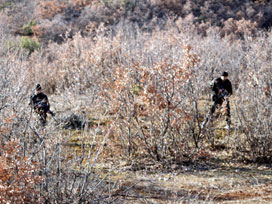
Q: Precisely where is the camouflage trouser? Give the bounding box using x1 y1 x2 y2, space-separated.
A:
35 108 47 126
210 98 231 125
203 95 231 127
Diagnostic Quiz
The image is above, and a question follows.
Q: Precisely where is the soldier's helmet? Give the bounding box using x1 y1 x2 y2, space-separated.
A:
222 72 228 77
36 84 42 91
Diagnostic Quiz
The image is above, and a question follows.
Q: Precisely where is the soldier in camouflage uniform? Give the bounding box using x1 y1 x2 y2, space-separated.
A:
202 72 233 130
30 84 54 126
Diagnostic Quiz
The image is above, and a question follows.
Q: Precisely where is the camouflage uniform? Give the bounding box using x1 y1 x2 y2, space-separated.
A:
30 84 54 125
30 92 50 125
203 74 233 129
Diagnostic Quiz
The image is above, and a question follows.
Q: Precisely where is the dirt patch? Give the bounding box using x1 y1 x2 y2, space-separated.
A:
107 159 272 203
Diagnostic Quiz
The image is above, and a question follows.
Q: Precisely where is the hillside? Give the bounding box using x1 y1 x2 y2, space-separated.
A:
2 0 272 44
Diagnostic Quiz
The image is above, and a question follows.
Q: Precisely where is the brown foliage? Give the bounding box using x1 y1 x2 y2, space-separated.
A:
38 1 67 19
101 45 201 162
73 0 94 8
0 140 42 203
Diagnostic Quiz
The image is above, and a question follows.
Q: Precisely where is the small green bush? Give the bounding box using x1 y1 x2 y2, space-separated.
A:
22 20 37 36
0 2 13 10
20 36 40 54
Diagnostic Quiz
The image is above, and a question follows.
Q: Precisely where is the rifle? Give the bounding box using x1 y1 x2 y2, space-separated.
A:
37 101 55 117
218 89 229 100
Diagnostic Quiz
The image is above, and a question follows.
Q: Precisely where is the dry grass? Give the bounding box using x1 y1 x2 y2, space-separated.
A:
102 152 272 203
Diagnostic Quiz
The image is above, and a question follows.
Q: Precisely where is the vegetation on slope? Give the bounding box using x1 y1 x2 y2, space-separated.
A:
0 0 272 203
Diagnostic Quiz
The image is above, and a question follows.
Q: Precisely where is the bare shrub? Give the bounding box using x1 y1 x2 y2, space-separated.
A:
232 33 272 162
234 73 272 162
221 18 258 40
100 44 205 163
0 29 120 203
2 5 272 202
